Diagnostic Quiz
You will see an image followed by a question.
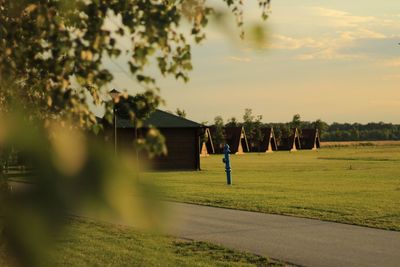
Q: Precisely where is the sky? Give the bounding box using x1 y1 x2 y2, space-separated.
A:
103 0 400 124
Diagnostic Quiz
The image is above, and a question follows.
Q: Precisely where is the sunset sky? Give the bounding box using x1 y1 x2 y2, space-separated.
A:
104 0 400 124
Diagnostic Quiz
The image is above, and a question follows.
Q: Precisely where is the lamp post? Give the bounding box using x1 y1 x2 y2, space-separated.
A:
109 89 120 156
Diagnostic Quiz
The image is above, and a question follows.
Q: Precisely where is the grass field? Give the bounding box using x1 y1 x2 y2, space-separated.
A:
1 217 281 267
2 146 399 266
147 146 400 231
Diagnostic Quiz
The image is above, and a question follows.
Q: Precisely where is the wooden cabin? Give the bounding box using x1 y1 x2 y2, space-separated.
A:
200 128 215 157
102 109 203 170
301 129 321 150
278 128 301 152
259 128 278 153
224 127 250 154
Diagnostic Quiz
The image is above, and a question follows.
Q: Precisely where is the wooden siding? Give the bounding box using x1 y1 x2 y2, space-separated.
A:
151 128 200 170
104 127 200 170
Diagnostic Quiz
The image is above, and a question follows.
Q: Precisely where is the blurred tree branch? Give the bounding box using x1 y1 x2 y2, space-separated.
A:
0 0 270 265
0 0 270 131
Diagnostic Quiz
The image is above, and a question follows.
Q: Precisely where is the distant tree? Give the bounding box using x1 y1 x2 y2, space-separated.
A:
176 108 187 118
243 109 254 124
350 128 360 140
252 115 264 151
225 117 239 127
279 124 291 139
214 116 224 126
243 108 255 132
313 119 329 137
268 123 280 139
213 116 225 152
243 109 255 147
290 114 302 130
322 122 400 141
242 109 264 151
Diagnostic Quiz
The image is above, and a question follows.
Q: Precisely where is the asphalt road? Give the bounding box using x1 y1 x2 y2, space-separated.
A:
165 202 400 267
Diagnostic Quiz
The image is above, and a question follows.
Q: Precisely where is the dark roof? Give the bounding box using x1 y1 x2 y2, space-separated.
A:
115 109 202 129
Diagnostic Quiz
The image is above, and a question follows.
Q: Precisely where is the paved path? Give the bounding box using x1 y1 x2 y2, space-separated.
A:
165 202 400 267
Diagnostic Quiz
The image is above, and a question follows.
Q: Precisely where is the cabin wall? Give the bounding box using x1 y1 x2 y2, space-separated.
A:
150 128 200 170
104 127 200 170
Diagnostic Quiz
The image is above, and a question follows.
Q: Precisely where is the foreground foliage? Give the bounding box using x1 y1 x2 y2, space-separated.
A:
0 0 270 129
149 146 400 231
0 1 270 266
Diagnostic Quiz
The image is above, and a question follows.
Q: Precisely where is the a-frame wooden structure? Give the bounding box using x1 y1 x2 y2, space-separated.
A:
200 127 215 157
300 129 321 150
278 128 301 152
208 126 225 154
225 126 249 154
260 128 278 153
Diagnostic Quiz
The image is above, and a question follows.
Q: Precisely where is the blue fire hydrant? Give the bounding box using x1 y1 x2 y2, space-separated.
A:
223 144 232 185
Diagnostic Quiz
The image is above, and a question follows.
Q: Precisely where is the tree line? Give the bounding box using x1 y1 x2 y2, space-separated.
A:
201 109 400 144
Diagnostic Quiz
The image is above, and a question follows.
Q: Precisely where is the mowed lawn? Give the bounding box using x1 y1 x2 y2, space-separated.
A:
146 146 400 231
1 217 280 267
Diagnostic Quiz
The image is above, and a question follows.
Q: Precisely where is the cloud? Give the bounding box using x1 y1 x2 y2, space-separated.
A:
382 58 400 67
339 28 386 40
271 28 386 51
269 35 322 50
382 74 400 81
271 31 385 61
226 56 252 63
296 50 364 61
267 7 396 61
312 7 376 28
